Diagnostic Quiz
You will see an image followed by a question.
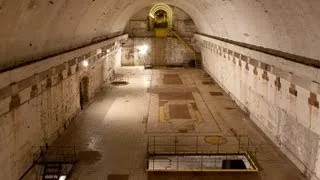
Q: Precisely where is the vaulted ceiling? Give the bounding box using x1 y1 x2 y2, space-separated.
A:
0 0 319 70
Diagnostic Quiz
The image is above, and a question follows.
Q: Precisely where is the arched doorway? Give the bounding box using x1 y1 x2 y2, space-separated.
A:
149 3 173 30
153 10 168 28
79 76 89 110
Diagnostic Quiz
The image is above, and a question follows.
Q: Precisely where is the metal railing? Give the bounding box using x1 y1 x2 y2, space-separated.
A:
147 135 260 172
170 30 197 58
170 30 202 68
148 153 258 172
33 146 77 165
32 146 78 179
147 135 257 155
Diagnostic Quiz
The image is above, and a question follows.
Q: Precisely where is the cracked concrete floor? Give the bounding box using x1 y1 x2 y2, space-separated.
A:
36 67 306 180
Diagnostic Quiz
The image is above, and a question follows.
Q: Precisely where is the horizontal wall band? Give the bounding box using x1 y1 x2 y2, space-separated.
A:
196 33 320 69
0 33 127 73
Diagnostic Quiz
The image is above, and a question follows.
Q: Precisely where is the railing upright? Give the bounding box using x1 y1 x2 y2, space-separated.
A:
176 155 179 170
238 136 241 154
153 136 156 155
196 136 199 154
217 136 220 154
153 156 155 171
174 136 177 154
201 154 203 170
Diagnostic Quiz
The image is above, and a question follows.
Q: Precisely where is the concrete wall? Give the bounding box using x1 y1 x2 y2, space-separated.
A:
195 34 320 180
121 37 194 66
0 35 128 180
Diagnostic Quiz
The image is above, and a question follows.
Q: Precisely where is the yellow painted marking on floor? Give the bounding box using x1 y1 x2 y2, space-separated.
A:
195 111 203 125
204 135 227 145
159 106 165 123
155 29 169 37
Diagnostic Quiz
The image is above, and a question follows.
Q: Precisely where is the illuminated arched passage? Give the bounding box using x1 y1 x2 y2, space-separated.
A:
149 3 173 30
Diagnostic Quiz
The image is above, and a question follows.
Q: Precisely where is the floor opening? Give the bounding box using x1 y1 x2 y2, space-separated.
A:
222 159 247 169
148 154 255 172
147 135 259 172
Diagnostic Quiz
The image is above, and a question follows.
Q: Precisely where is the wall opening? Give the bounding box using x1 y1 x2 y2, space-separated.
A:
79 76 89 110
153 10 168 28
149 3 173 30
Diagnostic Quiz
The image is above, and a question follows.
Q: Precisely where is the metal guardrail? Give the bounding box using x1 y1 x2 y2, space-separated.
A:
171 30 202 68
147 135 260 172
33 146 77 165
147 135 257 155
32 146 78 179
148 153 259 172
171 30 197 58
111 74 129 84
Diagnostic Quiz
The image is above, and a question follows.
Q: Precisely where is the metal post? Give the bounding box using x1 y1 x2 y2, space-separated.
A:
217 136 220 154
176 155 179 171
201 154 203 170
147 138 149 155
153 136 156 155
238 136 241 154
175 136 177 154
196 136 199 154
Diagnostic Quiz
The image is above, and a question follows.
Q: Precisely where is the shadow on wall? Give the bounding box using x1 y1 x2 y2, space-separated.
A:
80 76 89 110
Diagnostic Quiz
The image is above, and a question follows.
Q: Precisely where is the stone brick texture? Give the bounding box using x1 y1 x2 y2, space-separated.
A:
197 34 320 180
0 35 126 180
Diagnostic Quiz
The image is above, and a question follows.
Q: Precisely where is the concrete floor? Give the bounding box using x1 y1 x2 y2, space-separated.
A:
49 67 306 180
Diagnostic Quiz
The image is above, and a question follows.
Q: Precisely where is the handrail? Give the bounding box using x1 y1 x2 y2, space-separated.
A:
147 135 256 156
170 30 198 59
146 135 261 172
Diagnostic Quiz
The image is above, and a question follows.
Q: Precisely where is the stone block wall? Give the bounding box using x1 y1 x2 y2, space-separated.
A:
195 34 320 180
0 35 128 180
121 37 194 66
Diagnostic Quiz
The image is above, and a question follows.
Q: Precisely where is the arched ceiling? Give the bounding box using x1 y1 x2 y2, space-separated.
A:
0 0 319 70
